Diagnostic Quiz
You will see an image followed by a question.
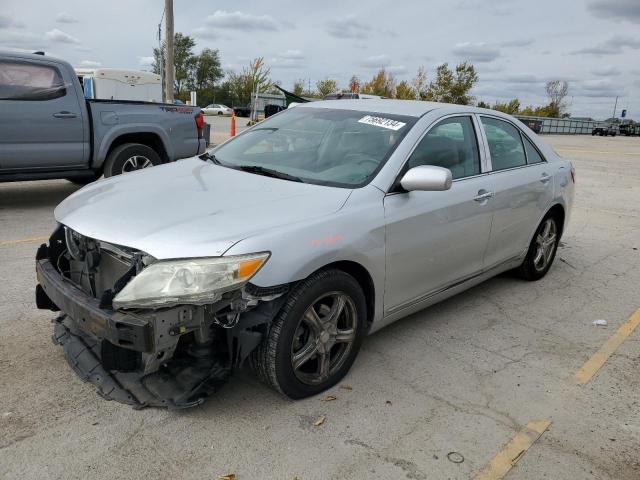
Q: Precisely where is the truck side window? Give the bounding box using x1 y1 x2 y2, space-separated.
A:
0 61 66 101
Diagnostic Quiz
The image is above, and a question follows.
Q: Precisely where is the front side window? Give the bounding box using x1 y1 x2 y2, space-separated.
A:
407 116 480 179
213 107 416 187
0 61 66 101
481 117 527 171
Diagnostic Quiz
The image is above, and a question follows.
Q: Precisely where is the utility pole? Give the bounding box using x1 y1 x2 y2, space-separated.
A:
612 96 618 119
164 0 174 103
158 19 164 102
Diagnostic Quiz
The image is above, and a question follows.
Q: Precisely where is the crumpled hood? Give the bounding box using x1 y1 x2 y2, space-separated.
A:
55 157 351 259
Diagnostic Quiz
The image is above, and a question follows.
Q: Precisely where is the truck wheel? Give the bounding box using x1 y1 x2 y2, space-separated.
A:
250 269 367 399
103 143 161 177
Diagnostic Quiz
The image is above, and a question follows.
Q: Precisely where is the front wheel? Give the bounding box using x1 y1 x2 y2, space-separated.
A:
250 269 367 399
103 143 162 177
516 215 560 281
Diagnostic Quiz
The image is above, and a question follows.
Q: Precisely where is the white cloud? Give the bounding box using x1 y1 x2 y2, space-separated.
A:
272 50 306 69
591 65 621 76
571 35 640 55
361 54 390 68
79 60 101 67
588 0 640 24
386 65 408 75
278 49 304 60
204 11 279 31
326 15 371 39
499 38 534 48
56 12 78 24
452 42 500 62
0 15 25 29
0 30 45 49
45 28 79 44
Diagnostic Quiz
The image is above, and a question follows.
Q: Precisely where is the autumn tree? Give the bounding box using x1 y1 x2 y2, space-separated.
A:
412 66 428 100
545 80 569 117
395 80 417 99
316 78 338 97
226 57 273 105
348 75 360 93
492 98 520 115
424 62 478 105
362 68 396 97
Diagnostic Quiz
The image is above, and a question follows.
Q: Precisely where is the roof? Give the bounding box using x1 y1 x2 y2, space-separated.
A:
296 98 496 118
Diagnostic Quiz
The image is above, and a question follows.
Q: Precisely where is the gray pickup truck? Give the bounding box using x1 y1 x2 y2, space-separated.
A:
0 51 206 183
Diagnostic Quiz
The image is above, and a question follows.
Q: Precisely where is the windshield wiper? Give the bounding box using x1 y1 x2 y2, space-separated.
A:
237 165 303 183
199 152 222 165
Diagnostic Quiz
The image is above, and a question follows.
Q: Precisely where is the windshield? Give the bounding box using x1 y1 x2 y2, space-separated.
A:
211 107 416 187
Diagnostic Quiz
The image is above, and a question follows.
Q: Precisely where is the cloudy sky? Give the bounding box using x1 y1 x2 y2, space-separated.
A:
1 0 639 119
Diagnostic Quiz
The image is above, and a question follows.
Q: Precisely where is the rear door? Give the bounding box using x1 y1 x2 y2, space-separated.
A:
0 58 86 170
479 116 554 267
383 115 495 314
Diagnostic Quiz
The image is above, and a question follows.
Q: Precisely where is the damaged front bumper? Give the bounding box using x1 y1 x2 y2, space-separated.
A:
35 235 286 409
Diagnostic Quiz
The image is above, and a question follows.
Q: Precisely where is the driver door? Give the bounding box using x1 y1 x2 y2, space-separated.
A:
383 115 494 315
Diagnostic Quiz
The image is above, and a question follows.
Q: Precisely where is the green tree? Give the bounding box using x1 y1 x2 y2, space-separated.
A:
424 62 478 105
476 100 490 109
362 68 396 97
292 79 305 96
152 32 197 96
395 80 416 99
492 98 520 115
190 48 223 90
316 78 338 97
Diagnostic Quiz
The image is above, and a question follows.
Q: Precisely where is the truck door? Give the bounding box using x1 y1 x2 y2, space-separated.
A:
0 58 86 170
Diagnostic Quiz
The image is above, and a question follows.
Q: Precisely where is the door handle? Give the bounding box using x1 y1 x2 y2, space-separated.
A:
53 111 77 119
474 190 494 202
540 173 551 184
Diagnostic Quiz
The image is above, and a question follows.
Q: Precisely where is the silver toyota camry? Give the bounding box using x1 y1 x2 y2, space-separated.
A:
36 100 574 408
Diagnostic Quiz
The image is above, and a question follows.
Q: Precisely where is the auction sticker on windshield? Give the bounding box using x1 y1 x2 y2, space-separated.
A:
358 115 406 131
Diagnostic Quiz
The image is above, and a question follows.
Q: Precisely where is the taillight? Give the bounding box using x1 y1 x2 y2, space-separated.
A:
195 111 205 138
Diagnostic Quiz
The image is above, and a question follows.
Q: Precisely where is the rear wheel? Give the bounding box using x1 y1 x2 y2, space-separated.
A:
250 269 367 399
517 214 560 281
103 143 161 177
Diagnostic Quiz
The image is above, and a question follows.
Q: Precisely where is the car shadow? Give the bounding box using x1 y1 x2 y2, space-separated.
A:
0 180 82 210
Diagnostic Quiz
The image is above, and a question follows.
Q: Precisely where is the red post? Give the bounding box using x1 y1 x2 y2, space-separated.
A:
230 111 236 137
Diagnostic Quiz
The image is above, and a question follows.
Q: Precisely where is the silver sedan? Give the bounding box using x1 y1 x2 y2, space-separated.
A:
36 100 574 407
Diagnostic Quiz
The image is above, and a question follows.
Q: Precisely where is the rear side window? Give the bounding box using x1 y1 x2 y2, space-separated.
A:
407 116 480 179
481 117 526 171
523 136 545 164
0 61 66 101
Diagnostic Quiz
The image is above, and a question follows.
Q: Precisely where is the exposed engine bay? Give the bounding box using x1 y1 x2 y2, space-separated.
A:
35 225 287 408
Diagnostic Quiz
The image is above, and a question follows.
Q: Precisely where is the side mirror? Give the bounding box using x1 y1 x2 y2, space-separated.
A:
400 165 452 192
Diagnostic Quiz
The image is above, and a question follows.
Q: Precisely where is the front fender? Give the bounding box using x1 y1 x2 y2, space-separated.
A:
223 186 387 325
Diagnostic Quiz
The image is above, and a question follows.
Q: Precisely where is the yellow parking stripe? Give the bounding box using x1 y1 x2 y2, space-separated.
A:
0 235 48 246
574 308 640 385
474 420 551 480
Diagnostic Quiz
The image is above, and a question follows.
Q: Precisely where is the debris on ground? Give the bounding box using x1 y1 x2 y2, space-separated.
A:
593 319 608 326
339 384 353 390
447 452 464 464
218 474 236 480
313 415 326 427
385 400 392 405
323 395 337 401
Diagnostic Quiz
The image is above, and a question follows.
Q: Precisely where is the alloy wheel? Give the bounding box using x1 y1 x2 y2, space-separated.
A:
122 155 154 173
290 292 357 386
533 218 557 272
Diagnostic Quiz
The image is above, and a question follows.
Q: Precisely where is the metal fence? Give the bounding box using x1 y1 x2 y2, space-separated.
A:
516 115 598 135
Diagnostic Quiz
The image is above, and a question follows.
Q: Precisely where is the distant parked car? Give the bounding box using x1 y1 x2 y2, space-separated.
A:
618 122 639 136
203 104 233 116
592 124 617 136
324 92 383 100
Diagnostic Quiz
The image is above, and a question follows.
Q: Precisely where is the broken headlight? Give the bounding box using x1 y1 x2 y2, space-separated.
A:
112 253 270 310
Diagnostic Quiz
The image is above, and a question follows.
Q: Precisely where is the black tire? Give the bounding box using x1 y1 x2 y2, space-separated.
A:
250 269 367 399
217 111 223 115
516 213 560 281
103 143 162 178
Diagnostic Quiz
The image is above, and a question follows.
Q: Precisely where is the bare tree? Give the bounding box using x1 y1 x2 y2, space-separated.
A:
545 80 569 117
